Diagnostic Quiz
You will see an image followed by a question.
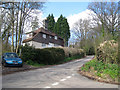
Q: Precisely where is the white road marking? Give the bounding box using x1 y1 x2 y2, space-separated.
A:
60 79 66 81
66 76 71 78
52 82 59 86
44 86 51 88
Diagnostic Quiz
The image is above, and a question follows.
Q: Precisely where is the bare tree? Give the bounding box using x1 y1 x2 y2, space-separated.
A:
88 2 118 39
1 2 45 53
72 19 92 48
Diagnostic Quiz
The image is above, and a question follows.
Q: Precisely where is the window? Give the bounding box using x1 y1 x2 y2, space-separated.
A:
4 53 18 58
54 36 57 40
49 36 51 38
29 33 33 37
42 43 46 47
54 44 59 46
43 34 46 38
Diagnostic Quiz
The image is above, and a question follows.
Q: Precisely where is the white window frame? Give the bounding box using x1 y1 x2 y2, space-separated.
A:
54 36 57 40
49 35 52 39
54 44 59 46
43 34 46 38
42 43 46 47
29 33 33 38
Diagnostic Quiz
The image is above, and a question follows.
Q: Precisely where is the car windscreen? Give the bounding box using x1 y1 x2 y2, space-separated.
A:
4 53 18 58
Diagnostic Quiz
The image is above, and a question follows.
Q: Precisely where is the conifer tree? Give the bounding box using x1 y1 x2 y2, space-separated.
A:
46 14 55 32
54 14 70 46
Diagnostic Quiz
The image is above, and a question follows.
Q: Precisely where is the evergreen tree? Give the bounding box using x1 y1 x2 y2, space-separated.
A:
46 14 55 32
54 14 70 46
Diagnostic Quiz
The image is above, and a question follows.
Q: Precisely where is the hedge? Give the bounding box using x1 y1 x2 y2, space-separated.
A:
21 45 65 65
20 45 85 65
59 47 85 58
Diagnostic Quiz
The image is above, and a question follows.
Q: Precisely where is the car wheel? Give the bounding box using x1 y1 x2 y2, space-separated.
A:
1 62 3 65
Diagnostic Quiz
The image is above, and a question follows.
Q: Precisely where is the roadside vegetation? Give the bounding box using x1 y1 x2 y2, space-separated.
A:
80 40 119 84
66 2 119 84
20 45 85 66
81 58 119 83
1 1 119 84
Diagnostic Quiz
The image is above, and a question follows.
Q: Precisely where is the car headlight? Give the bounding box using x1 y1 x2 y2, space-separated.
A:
18 61 22 63
6 61 12 63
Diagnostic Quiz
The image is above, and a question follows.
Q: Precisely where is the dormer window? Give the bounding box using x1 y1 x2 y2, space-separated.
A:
55 36 57 40
43 34 46 38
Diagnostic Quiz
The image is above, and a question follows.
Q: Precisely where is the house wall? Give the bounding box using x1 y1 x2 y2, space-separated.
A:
32 33 64 46
31 41 42 48
23 41 61 49
23 30 64 48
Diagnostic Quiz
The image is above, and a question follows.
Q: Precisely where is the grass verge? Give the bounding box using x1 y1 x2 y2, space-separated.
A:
80 58 120 84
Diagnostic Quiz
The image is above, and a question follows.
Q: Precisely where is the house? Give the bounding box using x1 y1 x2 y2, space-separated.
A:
22 27 64 48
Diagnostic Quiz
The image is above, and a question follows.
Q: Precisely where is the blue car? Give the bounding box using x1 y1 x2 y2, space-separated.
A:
2 52 23 67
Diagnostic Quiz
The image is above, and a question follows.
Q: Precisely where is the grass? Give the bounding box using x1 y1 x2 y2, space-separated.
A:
81 58 120 82
26 60 45 67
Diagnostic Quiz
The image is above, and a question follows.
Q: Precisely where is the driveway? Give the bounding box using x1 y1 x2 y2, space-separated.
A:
2 56 118 88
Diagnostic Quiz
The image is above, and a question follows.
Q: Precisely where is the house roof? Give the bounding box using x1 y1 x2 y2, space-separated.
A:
23 27 63 43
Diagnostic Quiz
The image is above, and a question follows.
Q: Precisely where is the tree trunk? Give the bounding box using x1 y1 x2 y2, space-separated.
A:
16 2 23 53
0 12 2 56
11 3 14 52
15 3 19 52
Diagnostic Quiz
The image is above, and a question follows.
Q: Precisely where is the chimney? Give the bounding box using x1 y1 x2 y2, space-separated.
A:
43 19 48 30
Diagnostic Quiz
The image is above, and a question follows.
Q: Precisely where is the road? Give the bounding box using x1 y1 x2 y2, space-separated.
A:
2 56 118 88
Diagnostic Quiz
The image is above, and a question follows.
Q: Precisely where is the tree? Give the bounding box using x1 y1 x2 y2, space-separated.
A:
31 16 39 31
54 15 70 46
72 19 92 49
88 2 118 40
46 14 55 32
1 2 45 53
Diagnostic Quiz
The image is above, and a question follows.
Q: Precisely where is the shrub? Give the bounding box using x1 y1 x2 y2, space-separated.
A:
84 46 95 55
58 47 85 58
96 40 118 64
44 48 65 64
20 45 36 62
21 45 65 65
81 59 120 81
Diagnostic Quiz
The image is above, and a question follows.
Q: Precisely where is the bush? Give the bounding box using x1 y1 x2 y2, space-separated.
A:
84 46 95 55
44 48 65 64
21 45 65 65
58 47 85 58
96 40 118 64
81 59 120 82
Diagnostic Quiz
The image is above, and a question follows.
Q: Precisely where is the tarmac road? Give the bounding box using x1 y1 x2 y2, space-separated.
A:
2 56 118 88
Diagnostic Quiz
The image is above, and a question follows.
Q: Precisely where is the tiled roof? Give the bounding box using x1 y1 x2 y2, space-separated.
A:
22 27 63 43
